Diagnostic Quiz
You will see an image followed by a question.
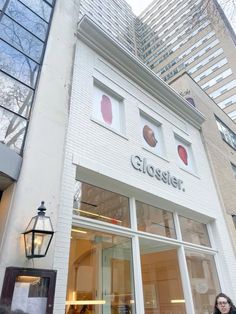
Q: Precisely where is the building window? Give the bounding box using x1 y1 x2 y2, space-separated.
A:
67 179 221 313
201 69 232 90
93 81 125 134
139 238 186 313
228 110 236 121
0 0 54 155
209 80 236 99
179 216 211 247
216 117 236 149
218 95 236 109
67 228 135 314
136 201 176 238
185 250 221 313
231 163 236 176
73 181 130 228
175 134 196 173
140 111 165 157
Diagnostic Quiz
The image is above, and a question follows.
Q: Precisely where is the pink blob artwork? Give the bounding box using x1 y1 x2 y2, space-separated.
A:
101 95 112 125
178 145 188 165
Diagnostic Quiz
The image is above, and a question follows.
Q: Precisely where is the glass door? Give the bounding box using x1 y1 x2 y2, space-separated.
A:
139 238 186 314
66 227 135 314
102 239 135 314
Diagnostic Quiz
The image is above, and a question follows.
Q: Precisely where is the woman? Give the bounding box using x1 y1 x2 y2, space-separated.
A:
213 293 236 314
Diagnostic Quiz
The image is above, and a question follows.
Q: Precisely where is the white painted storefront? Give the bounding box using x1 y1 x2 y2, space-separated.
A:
52 17 236 314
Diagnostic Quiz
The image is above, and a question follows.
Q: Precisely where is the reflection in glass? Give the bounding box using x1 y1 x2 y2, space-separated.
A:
185 250 220 314
0 72 33 118
66 228 135 314
0 106 27 154
139 238 186 314
7 0 48 40
179 216 211 247
20 0 52 22
11 276 49 313
0 15 44 62
136 201 176 238
0 40 39 87
0 0 6 10
73 181 130 228
216 117 236 149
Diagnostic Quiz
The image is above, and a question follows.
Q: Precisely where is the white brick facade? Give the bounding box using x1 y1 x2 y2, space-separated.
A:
52 17 236 313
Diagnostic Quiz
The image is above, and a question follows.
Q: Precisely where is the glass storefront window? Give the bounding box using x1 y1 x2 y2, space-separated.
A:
66 227 135 314
179 216 211 247
73 181 130 228
70 181 222 313
0 15 44 63
136 201 176 238
185 250 221 314
20 0 52 22
6 0 48 41
0 39 39 87
139 238 186 314
0 106 27 154
0 71 33 119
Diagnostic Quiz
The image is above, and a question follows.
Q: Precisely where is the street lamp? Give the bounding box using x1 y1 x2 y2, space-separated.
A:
23 201 54 258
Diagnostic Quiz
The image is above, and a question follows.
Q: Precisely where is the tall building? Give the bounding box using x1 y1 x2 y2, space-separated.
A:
79 0 137 54
78 0 236 120
137 0 236 120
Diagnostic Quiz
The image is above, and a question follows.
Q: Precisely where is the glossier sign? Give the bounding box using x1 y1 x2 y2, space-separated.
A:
131 155 185 192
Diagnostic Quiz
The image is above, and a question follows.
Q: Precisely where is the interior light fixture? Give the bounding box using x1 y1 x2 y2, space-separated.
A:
71 228 87 234
65 300 106 305
75 209 122 223
171 299 185 303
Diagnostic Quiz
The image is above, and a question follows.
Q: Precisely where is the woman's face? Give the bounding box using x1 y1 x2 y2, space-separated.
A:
216 296 231 313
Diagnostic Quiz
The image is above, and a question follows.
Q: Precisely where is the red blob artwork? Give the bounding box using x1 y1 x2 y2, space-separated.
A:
143 125 158 147
178 145 188 165
101 94 112 125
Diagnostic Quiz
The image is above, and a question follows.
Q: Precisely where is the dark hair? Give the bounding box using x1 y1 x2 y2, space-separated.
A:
213 293 236 314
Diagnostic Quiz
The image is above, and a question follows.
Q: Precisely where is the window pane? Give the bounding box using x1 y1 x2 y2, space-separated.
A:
0 72 33 118
185 250 221 314
231 163 236 176
73 181 130 228
11 276 49 313
20 0 52 22
0 106 27 154
179 216 211 247
0 15 44 62
0 40 38 87
136 201 176 238
216 117 236 149
93 83 124 134
66 228 135 314
140 112 165 157
139 238 186 314
6 0 48 41
0 0 6 10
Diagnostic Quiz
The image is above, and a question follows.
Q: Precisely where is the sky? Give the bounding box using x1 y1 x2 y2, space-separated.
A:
125 0 154 15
